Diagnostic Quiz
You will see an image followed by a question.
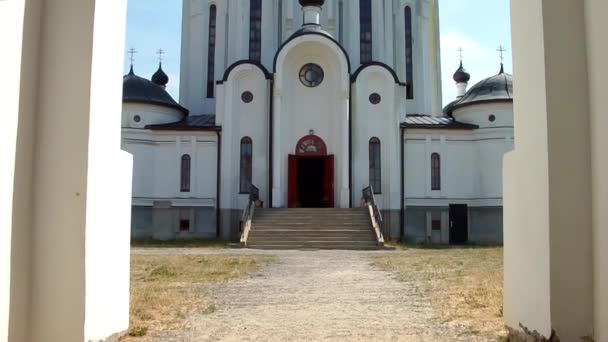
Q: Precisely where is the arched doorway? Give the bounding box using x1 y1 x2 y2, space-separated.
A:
288 135 335 208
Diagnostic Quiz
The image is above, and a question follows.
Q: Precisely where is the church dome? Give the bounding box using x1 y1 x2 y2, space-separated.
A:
444 65 513 116
151 63 169 87
299 0 325 7
453 62 471 83
123 66 187 114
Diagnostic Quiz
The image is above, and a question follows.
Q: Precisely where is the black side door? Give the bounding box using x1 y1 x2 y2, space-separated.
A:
449 204 469 245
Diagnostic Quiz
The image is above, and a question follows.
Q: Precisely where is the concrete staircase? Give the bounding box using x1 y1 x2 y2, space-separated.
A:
247 208 381 250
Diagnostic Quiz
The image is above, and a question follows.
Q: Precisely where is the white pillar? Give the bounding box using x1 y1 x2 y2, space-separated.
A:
1 1 133 341
340 92 350 208
584 1 608 339
504 0 595 340
272 87 284 207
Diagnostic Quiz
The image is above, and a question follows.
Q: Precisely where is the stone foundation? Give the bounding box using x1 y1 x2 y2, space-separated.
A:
504 325 563 342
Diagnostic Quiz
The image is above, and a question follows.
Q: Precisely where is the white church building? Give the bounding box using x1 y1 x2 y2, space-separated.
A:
121 0 514 244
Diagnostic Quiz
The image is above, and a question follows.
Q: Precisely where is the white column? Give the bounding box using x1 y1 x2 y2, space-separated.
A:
504 1 595 341
340 92 350 208
372 0 385 62
584 1 608 339
272 87 284 207
1 1 133 341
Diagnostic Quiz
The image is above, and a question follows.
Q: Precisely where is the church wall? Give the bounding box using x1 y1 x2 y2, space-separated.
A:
122 103 185 128
352 66 403 214
452 102 514 129
181 0 441 117
403 128 505 245
122 131 219 239
469 207 503 245
273 37 350 207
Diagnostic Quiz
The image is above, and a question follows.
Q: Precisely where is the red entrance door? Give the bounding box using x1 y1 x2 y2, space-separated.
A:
288 135 334 208
288 155 334 208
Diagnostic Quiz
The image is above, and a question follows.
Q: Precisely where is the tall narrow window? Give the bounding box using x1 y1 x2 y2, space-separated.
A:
369 138 381 194
181 155 191 192
240 137 253 193
206 5 217 98
249 0 262 61
359 0 372 63
431 153 441 191
405 6 414 99
338 1 344 44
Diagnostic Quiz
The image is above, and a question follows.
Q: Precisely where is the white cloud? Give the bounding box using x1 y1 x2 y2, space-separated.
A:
440 31 505 106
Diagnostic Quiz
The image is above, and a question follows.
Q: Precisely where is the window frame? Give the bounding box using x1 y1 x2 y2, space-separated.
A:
405 6 414 99
369 137 382 194
359 0 373 63
240 137 253 194
180 154 191 193
206 4 217 98
249 0 262 62
431 153 441 191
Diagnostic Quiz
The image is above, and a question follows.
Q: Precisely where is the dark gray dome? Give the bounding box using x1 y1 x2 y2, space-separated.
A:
123 67 187 114
444 66 513 116
299 0 325 6
151 63 169 87
453 62 471 83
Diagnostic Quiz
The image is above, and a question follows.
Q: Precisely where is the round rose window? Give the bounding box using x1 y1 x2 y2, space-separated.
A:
299 63 324 88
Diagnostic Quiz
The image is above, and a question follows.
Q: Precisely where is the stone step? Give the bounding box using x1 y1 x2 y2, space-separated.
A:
250 235 375 240
246 245 380 250
253 224 371 232
246 208 378 251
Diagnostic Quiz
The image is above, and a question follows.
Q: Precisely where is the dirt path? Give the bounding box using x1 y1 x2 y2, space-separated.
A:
145 249 489 342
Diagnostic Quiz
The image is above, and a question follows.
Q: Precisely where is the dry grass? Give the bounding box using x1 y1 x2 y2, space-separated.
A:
372 246 506 339
131 239 228 249
122 254 274 341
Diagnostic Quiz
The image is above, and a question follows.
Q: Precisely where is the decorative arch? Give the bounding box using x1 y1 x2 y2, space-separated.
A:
295 135 327 156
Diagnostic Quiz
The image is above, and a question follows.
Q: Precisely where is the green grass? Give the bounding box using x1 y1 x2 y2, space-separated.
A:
131 238 228 249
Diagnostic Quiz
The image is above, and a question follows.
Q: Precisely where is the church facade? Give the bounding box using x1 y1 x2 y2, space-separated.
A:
121 0 513 244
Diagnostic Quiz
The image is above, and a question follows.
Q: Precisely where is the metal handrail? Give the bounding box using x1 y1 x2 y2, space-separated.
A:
240 184 259 247
362 185 385 246
362 186 383 225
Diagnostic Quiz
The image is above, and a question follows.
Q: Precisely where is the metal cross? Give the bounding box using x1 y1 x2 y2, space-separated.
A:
128 47 138 64
497 45 507 63
157 48 165 63
457 47 464 61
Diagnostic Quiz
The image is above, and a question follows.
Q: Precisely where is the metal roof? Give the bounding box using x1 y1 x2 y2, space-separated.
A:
401 115 479 130
444 67 513 116
146 114 220 131
123 67 188 114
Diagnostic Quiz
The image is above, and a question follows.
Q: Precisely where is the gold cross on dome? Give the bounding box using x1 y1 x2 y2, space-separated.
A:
127 47 138 64
497 45 507 63
157 48 165 63
457 47 464 61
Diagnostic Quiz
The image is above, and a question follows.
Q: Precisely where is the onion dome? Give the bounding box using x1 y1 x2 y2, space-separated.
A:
123 66 188 114
444 68 513 117
151 63 169 87
453 61 471 83
299 0 325 7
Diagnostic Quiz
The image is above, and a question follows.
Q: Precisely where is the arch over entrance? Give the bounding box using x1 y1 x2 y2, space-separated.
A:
295 134 327 156
289 135 334 208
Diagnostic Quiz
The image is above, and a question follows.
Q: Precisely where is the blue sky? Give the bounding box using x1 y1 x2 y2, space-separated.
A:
124 0 512 107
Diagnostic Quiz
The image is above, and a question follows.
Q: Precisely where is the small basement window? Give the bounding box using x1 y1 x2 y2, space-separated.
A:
179 219 190 232
432 219 441 231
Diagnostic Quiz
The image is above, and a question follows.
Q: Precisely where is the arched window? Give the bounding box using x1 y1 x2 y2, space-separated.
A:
369 138 381 194
206 5 217 98
405 6 414 99
249 0 262 61
181 155 191 192
359 0 372 63
431 153 441 191
240 137 253 193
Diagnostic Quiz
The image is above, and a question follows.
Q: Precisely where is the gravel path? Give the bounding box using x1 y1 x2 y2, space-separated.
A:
140 249 489 342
